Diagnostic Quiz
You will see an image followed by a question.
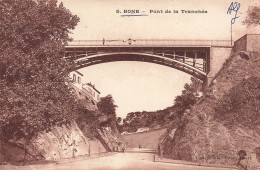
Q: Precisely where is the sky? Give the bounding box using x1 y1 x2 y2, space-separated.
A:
60 0 260 118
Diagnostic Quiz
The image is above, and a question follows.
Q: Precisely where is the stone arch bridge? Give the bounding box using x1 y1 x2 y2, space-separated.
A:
65 39 233 88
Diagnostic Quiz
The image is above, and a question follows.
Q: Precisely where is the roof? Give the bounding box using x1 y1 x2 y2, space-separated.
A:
75 70 83 76
85 83 100 94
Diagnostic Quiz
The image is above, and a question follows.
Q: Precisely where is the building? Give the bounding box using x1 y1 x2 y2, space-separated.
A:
82 82 100 104
121 131 130 135
68 71 83 90
136 127 150 133
68 71 100 110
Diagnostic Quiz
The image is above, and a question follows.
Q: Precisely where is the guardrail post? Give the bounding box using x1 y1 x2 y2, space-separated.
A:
193 51 197 67
183 50 186 63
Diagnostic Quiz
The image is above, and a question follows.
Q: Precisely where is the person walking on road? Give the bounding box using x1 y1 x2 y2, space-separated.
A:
237 150 248 170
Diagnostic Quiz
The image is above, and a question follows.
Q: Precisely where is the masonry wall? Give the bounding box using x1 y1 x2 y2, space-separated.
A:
207 47 232 85
72 85 98 111
232 35 247 52
122 128 167 149
233 34 260 53
246 34 260 52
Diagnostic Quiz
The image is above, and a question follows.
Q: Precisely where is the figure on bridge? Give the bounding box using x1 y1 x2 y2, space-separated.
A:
128 38 132 45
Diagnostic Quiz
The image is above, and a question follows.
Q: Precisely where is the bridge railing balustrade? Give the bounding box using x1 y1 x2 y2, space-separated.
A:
67 39 231 47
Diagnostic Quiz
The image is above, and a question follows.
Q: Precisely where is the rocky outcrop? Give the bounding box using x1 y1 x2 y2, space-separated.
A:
0 118 127 163
29 121 107 160
161 51 260 168
96 127 125 152
1 121 107 161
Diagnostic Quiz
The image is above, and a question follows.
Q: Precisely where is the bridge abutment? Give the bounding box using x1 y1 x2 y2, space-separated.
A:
202 46 232 92
202 34 260 92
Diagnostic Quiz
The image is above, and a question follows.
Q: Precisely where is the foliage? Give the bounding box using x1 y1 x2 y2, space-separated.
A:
121 77 203 133
116 117 122 124
173 77 202 119
243 6 260 27
97 95 117 116
121 108 173 133
215 77 260 129
0 0 80 143
97 95 118 129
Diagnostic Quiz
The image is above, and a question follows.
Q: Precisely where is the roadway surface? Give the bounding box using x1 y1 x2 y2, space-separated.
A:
0 149 236 170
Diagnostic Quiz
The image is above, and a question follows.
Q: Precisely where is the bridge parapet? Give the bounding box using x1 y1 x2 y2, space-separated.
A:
67 39 231 47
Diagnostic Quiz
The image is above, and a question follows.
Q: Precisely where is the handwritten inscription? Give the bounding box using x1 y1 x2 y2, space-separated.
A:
227 2 242 24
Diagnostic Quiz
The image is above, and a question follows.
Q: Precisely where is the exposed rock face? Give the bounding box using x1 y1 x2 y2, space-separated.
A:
1 121 107 161
96 127 125 152
28 121 107 160
0 119 126 163
161 52 260 168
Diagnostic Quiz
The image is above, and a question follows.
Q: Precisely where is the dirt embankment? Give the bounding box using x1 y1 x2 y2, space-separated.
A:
161 51 260 168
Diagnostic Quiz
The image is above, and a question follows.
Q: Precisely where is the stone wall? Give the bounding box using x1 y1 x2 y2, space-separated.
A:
207 47 232 85
232 34 247 52
71 85 98 111
122 128 167 149
233 34 260 53
246 34 260 52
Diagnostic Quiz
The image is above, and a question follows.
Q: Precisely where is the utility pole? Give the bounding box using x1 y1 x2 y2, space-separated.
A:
231 21 233 46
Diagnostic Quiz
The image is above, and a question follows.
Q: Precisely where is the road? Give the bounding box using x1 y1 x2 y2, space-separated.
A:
0 149 235 170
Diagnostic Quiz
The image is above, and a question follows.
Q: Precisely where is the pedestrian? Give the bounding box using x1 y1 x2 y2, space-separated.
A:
122 147 125 153
237 150 248 170
103 38 105 45
256 147 260 163
128 38 132 45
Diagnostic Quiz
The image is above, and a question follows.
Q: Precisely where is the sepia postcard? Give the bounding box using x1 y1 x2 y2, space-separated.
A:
0 0 260 170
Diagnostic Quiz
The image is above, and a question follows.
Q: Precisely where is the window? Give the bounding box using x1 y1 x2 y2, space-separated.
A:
73 74 76 82
78 77 81 84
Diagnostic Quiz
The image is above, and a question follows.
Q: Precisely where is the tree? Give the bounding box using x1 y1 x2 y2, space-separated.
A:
243 6 260 26
97 95 118 133
116 117 122 124
173 77 202 119
0 0 80 161
97 95 117 116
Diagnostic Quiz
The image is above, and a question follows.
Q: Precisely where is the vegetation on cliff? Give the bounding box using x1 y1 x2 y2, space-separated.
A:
161 51 260 168
120 77 202 133
0 0 82 162
0 0 123 163
243 5 260 26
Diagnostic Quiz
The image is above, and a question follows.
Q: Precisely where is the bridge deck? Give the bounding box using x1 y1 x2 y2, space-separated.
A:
67 39 232 47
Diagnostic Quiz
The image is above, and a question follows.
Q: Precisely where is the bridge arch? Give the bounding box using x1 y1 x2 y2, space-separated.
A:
67 50 208 81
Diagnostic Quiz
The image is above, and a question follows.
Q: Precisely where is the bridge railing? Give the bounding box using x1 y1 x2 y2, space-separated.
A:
67 39 231 47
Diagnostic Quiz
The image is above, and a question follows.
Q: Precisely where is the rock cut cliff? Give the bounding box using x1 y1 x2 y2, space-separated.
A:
161 51 260 168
